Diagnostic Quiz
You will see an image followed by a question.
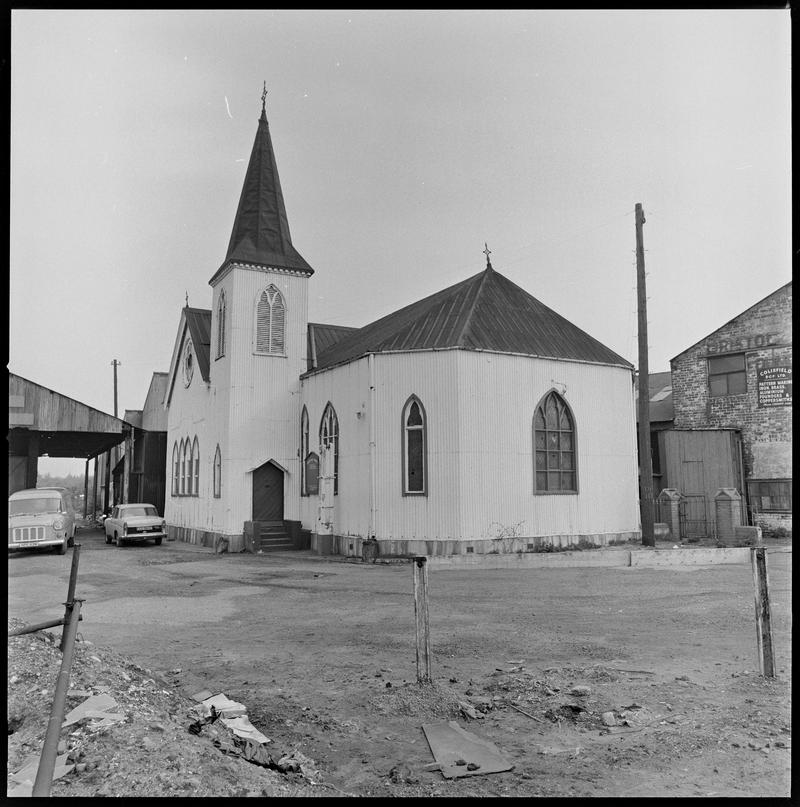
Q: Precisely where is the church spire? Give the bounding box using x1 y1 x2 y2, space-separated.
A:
215 87 314 280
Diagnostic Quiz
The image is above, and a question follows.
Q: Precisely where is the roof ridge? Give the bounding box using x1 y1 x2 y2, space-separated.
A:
455 266 493 346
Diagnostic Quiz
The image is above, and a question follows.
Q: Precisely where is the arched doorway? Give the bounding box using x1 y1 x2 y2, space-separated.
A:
252 461 284 522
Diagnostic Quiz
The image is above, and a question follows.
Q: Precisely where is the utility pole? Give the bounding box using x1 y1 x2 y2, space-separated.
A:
111 359 120 418
636 203 655 547
110 359 121 510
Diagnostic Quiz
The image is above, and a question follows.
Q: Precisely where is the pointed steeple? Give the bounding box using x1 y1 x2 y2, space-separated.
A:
212 90 314 282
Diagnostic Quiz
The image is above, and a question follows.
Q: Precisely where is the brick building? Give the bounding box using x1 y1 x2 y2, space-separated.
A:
670 281 792 534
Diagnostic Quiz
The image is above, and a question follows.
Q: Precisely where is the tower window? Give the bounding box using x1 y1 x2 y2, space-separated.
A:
255 285 286 355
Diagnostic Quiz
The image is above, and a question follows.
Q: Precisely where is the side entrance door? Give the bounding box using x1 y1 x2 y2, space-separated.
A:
252 462 284 522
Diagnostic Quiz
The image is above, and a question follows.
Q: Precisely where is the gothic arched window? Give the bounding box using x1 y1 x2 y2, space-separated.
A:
216 291 226 359
185 438 194 496
319 403 339 495
180 439 187 496
192 436 200 496
255 285 286 355
171 442 179 496
402 395 427 495
533 391 577 493
300 406 309 496
213 444 222 498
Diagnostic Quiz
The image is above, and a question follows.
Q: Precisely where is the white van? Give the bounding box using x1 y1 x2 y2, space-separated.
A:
8 487 76 555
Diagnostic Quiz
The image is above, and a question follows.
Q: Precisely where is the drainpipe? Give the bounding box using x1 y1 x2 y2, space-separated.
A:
368 353 377 539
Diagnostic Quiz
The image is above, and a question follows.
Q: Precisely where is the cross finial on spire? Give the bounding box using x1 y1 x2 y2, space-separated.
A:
261 81 268 111
483 242 493 269
185 291 189 307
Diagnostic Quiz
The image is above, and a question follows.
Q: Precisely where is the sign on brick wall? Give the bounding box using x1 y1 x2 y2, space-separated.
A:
757 365 792 407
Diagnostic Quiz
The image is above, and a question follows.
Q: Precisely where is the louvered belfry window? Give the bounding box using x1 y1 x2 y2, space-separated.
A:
256 285 286 355
533 391 577 493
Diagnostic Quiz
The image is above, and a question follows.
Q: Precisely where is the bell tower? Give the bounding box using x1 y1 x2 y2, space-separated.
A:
208 87 313 534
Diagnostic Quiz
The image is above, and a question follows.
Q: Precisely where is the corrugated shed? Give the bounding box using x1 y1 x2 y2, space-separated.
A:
184 307 212 382
634 371 674 424
311 266 632 372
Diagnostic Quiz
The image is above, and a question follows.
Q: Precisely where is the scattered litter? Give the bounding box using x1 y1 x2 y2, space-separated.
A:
388 763 419 784
199 693 247 718
459 701 484 720
189 705 219 735
8 752 74 796
62 693 122 728
422 721 514 779
190 689 214 702
507 703 545 723
220 714 271 745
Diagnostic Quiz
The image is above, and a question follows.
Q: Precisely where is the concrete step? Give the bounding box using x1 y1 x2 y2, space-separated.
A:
257 532 295 552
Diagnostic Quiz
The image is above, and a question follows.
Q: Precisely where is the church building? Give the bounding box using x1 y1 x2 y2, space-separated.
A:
164 96 640 557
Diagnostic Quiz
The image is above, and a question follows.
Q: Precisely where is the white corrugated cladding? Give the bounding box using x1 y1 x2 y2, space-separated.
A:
164 327 228 535
299 357 372 537
372 351 463 541
455 351 639 540
224 267 308 529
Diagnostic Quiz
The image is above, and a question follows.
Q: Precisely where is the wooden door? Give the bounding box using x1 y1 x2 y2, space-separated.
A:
253 462 284 521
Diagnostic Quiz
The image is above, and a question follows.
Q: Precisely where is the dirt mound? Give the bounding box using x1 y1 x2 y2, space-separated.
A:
6 619 327 797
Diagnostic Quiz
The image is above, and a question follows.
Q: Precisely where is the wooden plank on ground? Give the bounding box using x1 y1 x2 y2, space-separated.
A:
422 721 514 779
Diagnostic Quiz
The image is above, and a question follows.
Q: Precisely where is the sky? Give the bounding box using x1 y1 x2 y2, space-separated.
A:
10 9 792 477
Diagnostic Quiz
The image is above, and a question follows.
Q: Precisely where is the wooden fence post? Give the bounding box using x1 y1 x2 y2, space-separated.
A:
750 547 776 678
413 557 432 683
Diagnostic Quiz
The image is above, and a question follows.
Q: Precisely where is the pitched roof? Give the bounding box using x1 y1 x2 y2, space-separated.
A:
311 265 632 372
210 104 313 284
671 280 792 362
307 323 359 369
634 371 674 424
184 307 212 383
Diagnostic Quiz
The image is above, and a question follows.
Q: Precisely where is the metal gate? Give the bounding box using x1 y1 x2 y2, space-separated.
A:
679 495 708 540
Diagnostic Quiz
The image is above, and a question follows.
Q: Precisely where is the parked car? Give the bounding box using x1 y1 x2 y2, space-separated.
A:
8 487 76 555
103 503 167 547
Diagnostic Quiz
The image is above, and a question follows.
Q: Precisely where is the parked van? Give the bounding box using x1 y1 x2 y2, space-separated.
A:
8 487 76 555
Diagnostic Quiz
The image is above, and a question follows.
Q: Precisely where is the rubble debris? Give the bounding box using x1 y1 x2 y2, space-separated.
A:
569 685 592 697
62 693 123 728
199 693 247 718
220 714 271 745
459 701 484 720
8 752 74 797
422 721 514 779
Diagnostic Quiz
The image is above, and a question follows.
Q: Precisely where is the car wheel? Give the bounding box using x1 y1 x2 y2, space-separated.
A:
67 532 75 548
115 533 124 548
105 533 112 544
155 536 162 546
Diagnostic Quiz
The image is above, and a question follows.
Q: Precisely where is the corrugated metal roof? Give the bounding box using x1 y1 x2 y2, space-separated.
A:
311 265 632 372
307 322 359 367
184 307 212 382
210 106 313 284
634 371 674 423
